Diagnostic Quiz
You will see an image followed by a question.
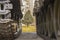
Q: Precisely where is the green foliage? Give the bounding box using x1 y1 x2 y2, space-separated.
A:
22 10 34 27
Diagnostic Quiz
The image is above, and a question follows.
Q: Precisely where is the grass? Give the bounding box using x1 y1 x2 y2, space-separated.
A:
22 26 36 32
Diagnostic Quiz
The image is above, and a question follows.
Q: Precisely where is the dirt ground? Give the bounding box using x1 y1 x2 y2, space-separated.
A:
15 33 44 40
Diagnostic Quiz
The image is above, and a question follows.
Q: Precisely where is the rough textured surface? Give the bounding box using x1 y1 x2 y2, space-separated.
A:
15 33 44 40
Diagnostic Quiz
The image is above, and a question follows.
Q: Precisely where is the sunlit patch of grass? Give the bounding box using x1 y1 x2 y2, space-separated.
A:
22 26 36 32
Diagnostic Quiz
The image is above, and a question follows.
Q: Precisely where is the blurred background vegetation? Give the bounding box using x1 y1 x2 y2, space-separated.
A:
21 0 36 33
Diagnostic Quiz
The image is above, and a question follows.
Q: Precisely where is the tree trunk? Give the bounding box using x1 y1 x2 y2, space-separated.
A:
27 23 29 27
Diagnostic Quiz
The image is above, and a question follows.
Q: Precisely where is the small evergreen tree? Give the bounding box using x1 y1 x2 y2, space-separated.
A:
22 10 34 27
